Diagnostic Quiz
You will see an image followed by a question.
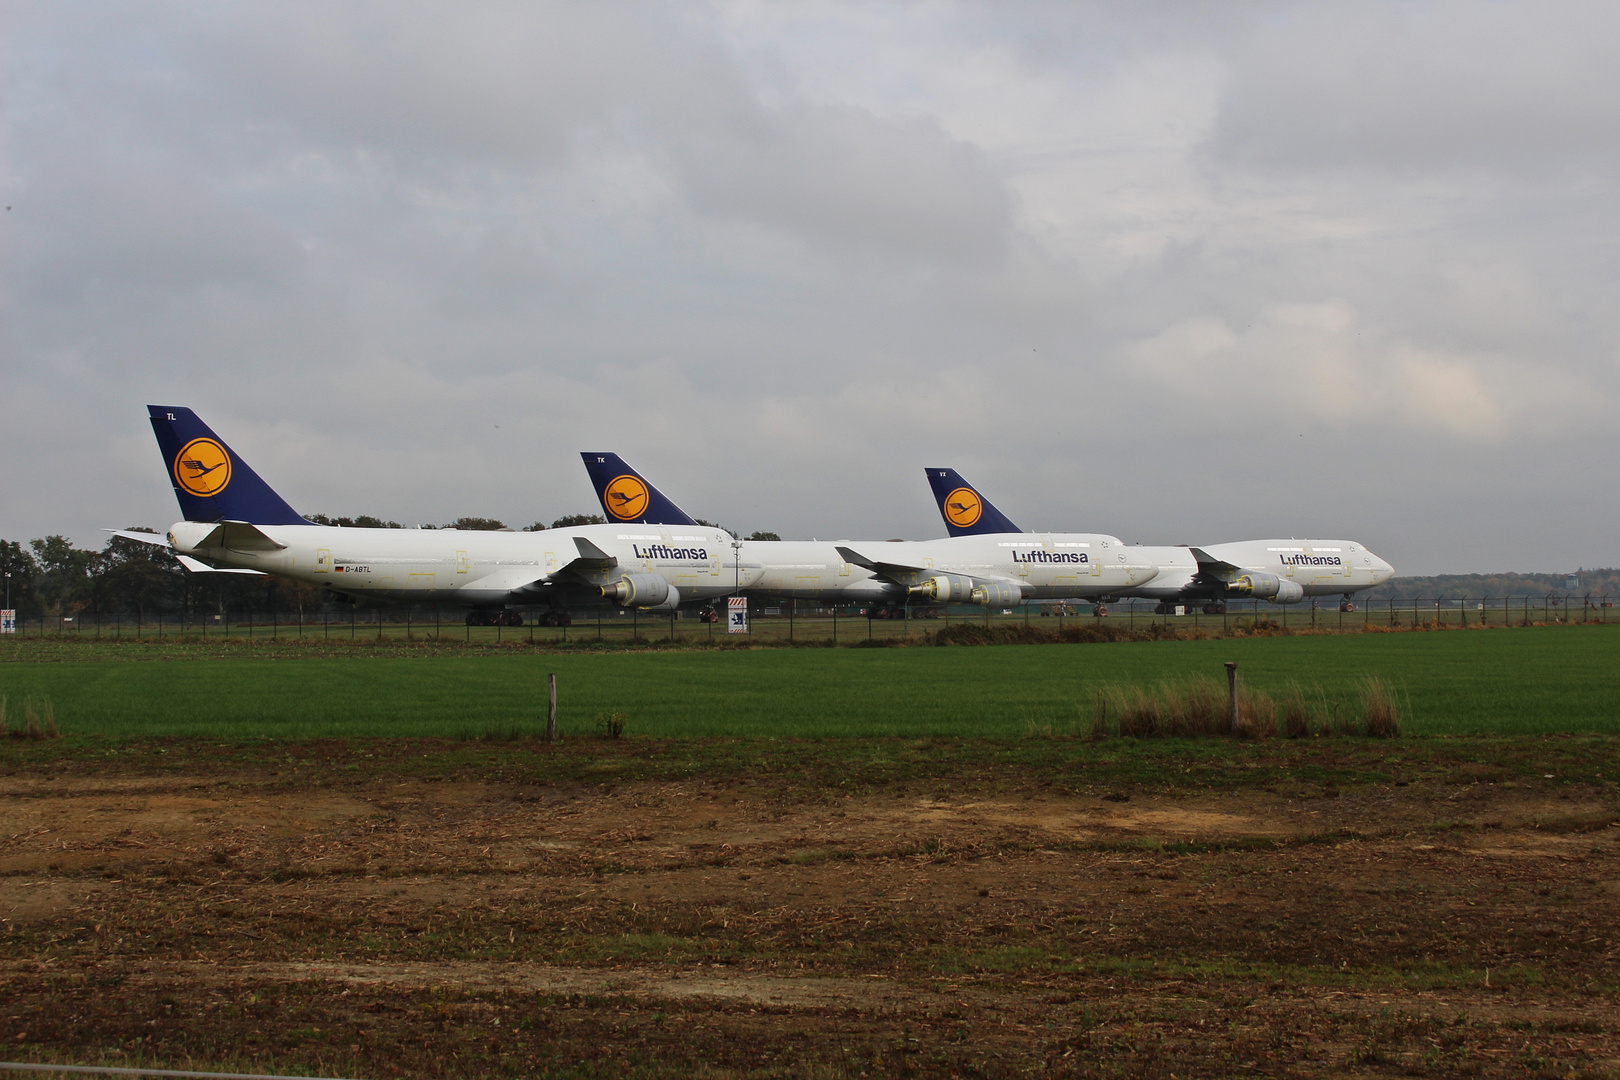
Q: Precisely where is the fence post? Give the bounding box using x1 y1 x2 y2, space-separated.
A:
1224 662 1239 730
547 672 557 741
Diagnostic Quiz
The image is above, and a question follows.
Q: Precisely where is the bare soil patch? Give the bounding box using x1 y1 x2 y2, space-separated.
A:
3 740 1619 1077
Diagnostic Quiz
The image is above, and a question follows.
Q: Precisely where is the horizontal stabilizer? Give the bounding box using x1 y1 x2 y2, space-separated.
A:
108 529 171 548
175 554 266 576
192 521 288 551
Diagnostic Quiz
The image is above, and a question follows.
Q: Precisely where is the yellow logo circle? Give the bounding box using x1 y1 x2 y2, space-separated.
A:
173 438 232 497
943 487 982 528
603 474 650 520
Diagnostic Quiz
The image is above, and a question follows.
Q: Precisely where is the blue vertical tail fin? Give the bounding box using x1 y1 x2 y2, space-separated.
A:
925 467 1022 536
148 406 310 525
579 453 699 526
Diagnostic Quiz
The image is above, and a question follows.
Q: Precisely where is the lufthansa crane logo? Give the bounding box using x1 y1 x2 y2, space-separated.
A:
943 487 982 528
603 474 649 520
173 437 232 497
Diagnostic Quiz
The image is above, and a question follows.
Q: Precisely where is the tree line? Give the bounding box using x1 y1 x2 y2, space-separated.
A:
1360 569 1620 601
0 514 781 620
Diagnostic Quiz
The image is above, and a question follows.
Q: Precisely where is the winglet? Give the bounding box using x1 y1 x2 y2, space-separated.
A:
834 545 878 571
1189 547 1241 573
573 536 615 563
147 406 310 526
579 453 699 526
924 468 1022 536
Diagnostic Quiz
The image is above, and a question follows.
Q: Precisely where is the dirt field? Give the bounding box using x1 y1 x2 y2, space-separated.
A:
3 739 1619 1078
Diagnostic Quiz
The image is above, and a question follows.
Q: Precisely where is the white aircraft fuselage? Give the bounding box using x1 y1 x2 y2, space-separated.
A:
166 520 754 609
1114 539 1393 604
741 535 1159 605
165 521 1161 611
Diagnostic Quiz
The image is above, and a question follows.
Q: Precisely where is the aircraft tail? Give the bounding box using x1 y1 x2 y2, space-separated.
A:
925 468 1022 536
147 406 310 525
579 453 699 526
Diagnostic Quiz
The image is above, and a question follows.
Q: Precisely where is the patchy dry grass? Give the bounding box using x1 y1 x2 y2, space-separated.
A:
2 736 1619 1076
1085 674 1400 740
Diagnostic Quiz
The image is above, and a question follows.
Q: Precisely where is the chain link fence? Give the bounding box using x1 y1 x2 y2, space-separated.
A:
3 593 1613 646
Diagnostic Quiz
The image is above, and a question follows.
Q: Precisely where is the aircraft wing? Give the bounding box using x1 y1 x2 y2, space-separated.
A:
834 545 1021 592
507 536 621 598
834 545 936 587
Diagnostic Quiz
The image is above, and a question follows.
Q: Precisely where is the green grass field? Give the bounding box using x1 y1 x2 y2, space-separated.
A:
1 624 1615 740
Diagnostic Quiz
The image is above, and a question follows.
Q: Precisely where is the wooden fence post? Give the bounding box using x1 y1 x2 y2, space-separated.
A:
547 673 557 742
1224 661 1239 731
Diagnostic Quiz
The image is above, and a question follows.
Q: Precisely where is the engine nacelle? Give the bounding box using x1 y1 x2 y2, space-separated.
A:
1227 572 1305 604
1270 580 1305 604
602 573 676 609
970 582 1024 607
912 573 976 603
1227 571 1282 598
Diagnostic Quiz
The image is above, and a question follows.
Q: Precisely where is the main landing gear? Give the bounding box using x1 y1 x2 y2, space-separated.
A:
537 610 572 627
465 610 524 627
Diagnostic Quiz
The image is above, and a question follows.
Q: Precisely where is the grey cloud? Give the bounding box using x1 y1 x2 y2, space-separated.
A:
179 2 733 170
675 103 1013 262
3 2 1618 576
1211 1 1620 172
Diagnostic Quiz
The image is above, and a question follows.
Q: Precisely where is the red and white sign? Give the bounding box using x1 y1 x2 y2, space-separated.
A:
727 597 748 634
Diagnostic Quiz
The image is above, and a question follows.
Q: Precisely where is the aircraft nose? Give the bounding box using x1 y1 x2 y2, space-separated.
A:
1373 557 1394 584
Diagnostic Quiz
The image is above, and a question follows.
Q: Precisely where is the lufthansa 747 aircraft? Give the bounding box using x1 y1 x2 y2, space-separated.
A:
580 454 1160 614
120 407 760 624
926 468 1394 612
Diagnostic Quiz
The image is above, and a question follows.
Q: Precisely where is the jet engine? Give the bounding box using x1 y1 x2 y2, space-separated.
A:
602 573 677 609
970 582 1023 607
1270 580 1305 604
1227 572 1305 604
912 575 1023 607
912 574 976 603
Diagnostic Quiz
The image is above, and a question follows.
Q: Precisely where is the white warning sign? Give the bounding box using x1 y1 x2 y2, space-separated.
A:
727 596 748 634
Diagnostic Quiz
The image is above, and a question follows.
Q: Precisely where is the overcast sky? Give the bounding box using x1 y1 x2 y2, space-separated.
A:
3 1 1617 575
